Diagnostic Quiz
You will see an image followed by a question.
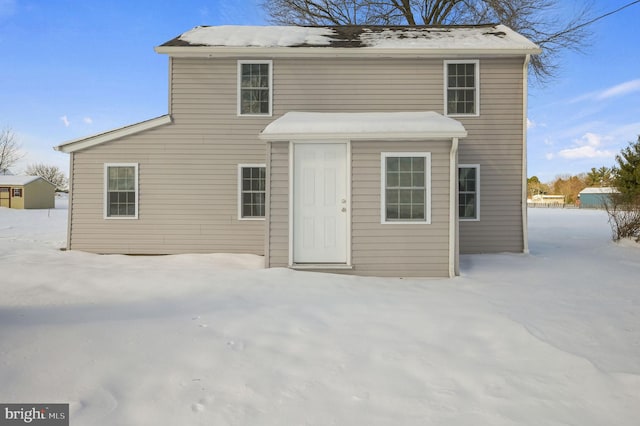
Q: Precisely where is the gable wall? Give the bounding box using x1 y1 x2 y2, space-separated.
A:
24 179 56 209
69 55 524 255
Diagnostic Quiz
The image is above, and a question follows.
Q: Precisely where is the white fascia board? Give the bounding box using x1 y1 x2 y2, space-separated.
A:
54 115 172 153
154 46 541 58
259 131 468 142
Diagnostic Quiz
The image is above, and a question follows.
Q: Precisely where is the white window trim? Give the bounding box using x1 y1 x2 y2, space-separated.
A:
238 163 266 221
380 152 431 225
237 60 273 117
444 59 480 117
104 163 139 220
459 164 480 221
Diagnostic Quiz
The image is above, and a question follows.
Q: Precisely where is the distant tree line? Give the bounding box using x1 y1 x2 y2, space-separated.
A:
529 135 640 242
0 126 68 191
528 135 640 206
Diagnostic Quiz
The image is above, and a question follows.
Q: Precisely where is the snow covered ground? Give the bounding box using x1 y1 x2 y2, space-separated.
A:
1 199 639 425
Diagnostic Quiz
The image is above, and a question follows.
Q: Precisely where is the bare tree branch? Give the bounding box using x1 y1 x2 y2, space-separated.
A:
0 127 24 175
25 163 68 191
262 0 600 83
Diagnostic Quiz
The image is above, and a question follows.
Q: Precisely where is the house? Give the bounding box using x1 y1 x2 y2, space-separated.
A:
528 194 565 206
578 187 619 209
54 24 540 277
0 176 56 209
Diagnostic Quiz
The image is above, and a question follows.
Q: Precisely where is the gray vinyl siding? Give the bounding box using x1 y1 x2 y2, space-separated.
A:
267 140 452 278
457 57 525 253
69 124 268 255
266 142 289 267
69 55 524 257
350 141 451 277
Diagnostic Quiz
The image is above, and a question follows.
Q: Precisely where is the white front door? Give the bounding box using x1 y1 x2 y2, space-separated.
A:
293 143 348 263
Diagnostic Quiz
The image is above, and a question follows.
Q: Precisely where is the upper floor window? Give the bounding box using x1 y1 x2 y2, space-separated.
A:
105 163 138 219
445 60 479 116
459 164 480 221
381 153 431 224
238 60 272 116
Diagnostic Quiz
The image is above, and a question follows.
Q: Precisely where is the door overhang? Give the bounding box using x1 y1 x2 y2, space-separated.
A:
259 111 467 142
261 111 467 276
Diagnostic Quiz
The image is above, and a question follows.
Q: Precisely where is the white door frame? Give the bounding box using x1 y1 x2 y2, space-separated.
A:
288 140 351 266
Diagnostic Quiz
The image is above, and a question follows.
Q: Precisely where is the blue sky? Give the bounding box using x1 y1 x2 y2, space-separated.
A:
1 0 639 183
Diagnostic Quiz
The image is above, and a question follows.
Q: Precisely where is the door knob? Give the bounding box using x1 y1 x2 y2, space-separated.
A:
341 207 347 212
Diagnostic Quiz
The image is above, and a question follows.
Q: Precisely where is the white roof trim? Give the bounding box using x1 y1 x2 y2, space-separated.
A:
155 46 540 58
0 175 54 186
54 115 172 153
259 111 467 141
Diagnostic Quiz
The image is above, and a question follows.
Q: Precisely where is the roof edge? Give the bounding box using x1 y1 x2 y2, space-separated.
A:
259 111 468 141
155 46 541 58
260 131 468 141
155 23 541 57
54 115 173 153
0 175 55 186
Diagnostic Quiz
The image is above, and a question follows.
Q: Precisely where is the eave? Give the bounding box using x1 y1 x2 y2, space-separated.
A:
154 46 541 58
54 115 172 154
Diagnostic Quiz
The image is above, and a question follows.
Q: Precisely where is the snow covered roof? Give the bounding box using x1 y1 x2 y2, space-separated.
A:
259 111 467 141
156 24 540 57
579 187 619 194
0 175 48 186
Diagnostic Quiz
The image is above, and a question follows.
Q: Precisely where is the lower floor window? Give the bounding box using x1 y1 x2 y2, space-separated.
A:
239 164 266 219
381 152 431 224
459 164 479 220
12 188 22 197
105 163 138 218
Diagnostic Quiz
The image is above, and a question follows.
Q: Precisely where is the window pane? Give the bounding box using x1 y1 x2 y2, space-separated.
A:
412 157 424 172
386 204 398 219
447 63 477 115
412 189 424 204
399 189 412 203
458 167 478 219
107 166 137 218
411 204 425 219
399 172 411 187
460 193 476 219
386 157 399 172
240 166 266 218
399 157 412 172
399 204 411 219
387 171 399 187
386 189 399 204
412 172 425 187
240 63 270 115
384 155 428 222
